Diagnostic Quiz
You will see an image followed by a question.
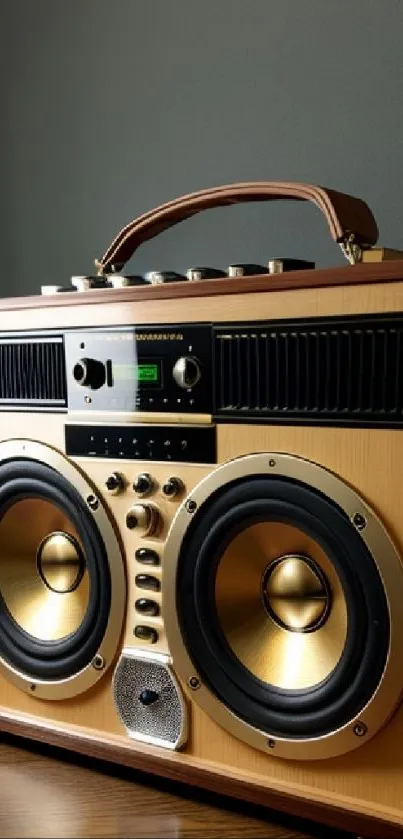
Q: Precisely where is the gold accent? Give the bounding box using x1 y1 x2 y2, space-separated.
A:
66 413 212 426
361 247 403 263
263 555 330 632
0 439 126 700
163 452 403 760
37 531 85 594
215 527 344 691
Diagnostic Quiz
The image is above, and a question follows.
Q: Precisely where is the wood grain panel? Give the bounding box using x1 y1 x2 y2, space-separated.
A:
1 416 403 836
1 272 403 331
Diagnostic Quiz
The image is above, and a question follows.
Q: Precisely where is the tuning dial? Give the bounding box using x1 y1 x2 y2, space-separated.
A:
133 473 154 496
73 357 106 390
173 356 201 389
126 504 160 536
105 472 125 495
162 477 184 498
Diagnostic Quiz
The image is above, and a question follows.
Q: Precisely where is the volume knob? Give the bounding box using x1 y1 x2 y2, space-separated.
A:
126 504 160 536
173 356 201 389
73 357 106 390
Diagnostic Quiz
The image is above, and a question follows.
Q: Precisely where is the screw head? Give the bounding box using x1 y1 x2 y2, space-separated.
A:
186 499 197 514
92 654 105 670
87 494 99 511
30 684 36 692
353 721 367 737
269 459 276 468
352 512 366 530
267 738 276 749
189 675 200 690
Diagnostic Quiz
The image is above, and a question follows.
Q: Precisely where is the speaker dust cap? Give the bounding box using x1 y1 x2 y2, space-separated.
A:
0 440 126 701
163 453 403 761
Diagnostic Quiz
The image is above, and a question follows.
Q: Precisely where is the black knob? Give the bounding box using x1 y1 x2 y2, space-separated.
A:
138 688 159 705
162 477 184 498
73 357 106 390
105 472 125 495
135 548 160 566
227 263 268 277
135 598 160 616
134 626 158 644
135 574 161 592
133 472 154 496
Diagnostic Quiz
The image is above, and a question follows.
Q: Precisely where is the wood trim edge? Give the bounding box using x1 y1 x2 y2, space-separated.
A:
0 715 401 838
3 261 403 312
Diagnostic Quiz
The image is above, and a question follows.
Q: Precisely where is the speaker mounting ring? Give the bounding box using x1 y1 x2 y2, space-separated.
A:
163 452 403 761
0 439 126 701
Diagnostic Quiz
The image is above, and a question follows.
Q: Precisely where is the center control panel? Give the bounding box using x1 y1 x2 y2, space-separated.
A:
65 325 212 414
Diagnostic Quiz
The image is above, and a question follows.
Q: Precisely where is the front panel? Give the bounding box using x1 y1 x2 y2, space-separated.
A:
0 296 403 837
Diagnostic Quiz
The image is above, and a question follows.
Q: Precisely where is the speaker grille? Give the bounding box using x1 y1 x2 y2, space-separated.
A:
0 337 66 408
113 651 187 750
214 314 403 425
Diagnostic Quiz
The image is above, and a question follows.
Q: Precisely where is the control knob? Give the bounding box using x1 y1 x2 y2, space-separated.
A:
73 357 106 390
162 476 184 498
133 472 154 496
105 472 125 495
126 503 160 536
172 356 201 389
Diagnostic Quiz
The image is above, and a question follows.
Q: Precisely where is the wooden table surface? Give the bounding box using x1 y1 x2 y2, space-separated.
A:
0 735 351 839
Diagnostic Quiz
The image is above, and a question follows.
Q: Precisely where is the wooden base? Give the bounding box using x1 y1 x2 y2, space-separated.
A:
0 712 400 839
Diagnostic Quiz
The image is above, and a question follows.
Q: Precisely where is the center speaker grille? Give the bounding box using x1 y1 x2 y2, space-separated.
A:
113 650 187 749
162 453 403 760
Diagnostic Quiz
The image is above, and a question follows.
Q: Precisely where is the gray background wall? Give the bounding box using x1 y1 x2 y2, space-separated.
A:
2 0 403 297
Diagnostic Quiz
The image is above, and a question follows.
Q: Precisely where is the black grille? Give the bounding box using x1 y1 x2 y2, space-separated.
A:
214 315 403 425
0 337 67 408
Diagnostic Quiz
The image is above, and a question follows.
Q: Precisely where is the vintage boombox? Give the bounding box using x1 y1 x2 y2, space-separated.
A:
2 182 403 838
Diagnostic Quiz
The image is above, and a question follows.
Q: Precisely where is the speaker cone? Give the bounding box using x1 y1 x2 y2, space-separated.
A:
0 441 126 698
163 453 403 759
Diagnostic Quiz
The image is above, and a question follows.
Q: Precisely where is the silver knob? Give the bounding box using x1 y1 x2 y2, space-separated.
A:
126 504 160 536
173 356 201 389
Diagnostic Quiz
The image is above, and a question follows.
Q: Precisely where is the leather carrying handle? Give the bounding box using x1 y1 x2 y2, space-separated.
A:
95 181 379 273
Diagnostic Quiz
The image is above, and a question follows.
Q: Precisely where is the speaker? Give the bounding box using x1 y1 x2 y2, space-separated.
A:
2 182 403 838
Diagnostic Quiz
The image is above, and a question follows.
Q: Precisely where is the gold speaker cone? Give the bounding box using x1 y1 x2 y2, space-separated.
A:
263 555 330 632
0 498 89 641
214 522 347 690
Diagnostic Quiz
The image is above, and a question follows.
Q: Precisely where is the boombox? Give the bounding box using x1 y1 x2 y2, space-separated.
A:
2 182 403 838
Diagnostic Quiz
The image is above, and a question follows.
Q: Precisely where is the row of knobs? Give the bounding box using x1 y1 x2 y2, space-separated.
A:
106 471 184 537
73 355 200 391
41 260 314 295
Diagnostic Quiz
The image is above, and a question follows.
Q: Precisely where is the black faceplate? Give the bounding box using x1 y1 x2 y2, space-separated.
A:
65 423 216 464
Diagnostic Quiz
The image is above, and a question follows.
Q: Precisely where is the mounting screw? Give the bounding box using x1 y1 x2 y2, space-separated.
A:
267 738 276 749
269 459 276 468
186 499 197 514
352 512 366 531
30 684 36 692
188 675 201 690
353 721 367 737
92 654 105 670
87 494 99 511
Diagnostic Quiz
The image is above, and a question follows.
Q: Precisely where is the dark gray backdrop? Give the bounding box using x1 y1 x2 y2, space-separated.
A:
2 0 403 296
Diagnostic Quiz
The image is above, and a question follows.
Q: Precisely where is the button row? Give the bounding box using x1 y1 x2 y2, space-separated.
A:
105 471 184 499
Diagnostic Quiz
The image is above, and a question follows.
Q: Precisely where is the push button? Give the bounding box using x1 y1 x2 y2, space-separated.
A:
134 625 158 643
135 547 160 566
135 574 161 592
135 598 160 617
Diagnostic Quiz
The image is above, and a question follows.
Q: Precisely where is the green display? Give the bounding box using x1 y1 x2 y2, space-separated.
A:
137 363 159 383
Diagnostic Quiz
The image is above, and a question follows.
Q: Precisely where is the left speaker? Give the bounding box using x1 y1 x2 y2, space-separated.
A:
0 440 126 700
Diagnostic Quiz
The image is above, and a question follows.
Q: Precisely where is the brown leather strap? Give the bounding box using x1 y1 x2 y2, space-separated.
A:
95 181 378 273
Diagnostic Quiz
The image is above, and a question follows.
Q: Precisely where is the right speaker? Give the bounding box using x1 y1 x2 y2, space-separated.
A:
163 452 403 763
